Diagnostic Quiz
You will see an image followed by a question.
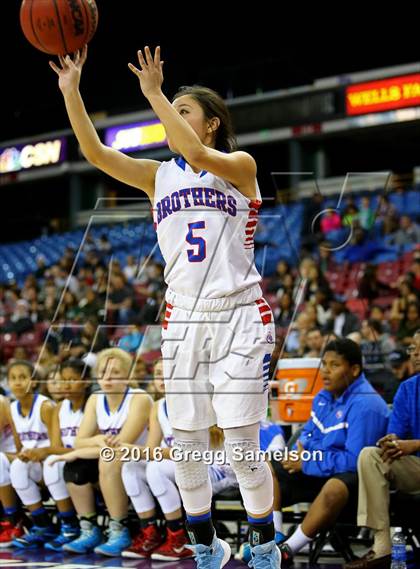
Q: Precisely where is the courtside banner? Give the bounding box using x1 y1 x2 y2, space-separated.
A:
346 74 420 116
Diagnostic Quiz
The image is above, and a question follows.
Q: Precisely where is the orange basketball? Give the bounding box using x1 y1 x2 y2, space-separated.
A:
20 0 98 56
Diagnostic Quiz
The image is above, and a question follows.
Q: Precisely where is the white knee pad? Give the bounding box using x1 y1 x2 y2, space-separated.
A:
10 458 42 506
173 440 210 491
225 440 273 514
0 452 11 486
43 456 70 501
146 460 181 514
121 460 155 514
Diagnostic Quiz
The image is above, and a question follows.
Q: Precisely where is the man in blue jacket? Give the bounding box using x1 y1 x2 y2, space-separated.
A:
270 338 389 566
345 330 420 569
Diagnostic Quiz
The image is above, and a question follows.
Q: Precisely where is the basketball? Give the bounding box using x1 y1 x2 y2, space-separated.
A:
20 0 98 55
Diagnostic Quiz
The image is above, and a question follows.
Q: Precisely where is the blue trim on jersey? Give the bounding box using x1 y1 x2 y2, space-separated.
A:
263 354 271 363
176 156 186 170
176 155 207 178
17 393 38 419
163 399 168 418
104 388 130 416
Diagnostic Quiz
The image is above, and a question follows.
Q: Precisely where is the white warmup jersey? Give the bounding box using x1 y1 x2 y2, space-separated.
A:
154 157 262 299
10 394 51 449
96 389 149 445
59 399 84 448
157 398 174 448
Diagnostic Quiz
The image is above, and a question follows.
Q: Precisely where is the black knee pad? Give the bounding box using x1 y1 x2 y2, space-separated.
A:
64 459 99 485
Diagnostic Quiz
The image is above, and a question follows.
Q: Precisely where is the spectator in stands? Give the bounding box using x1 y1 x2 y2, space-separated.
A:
284 312 311 356
358 264 393 304
390 277 418 324
107 273 136 325
60 291 82 322
376 195 398 235
323 296 360 338
93 265 108 301
342 204 359 228
275 291 294 328
271 339 389 566
318 241 336 274
117 321 144 354
123 255 138 283
80 317 109 354
369 305 391 334
129 356 149 391
83 251 105 273
137 289 164 325
78 289 102 321
306 266 331 302
396 301 420 346
358 196 375 231
276 273 295 302
313 288 332 327
303 327 324 357
360 319 396 401
302 192 324 241
389 348 412 382
320 209 342 237
35 255 47 280
388 215 420 247
2 299 34 337
266 261 290 295
96 234 112 255
345 330 420 569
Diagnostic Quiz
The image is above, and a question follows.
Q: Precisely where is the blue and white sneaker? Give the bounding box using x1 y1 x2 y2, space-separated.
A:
44 523 80 551
63 520 102 554
12 525 56 549
94 520 131 557
235 531 286 563
249 539 281 568
194 534 231 569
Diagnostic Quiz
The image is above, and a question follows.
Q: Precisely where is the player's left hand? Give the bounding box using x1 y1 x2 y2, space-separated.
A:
128 46 164 99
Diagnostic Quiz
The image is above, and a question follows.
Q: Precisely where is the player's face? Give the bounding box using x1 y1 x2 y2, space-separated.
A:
8 365 34 399
47 371 64 402
60 367 87 399
170 95 210 152
153 360 165 394
97 357 129 393
320 351 360 397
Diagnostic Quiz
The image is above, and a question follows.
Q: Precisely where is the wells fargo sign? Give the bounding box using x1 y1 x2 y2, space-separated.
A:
346 74 420 116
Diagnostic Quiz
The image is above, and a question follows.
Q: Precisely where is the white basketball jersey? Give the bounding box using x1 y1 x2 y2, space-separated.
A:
153 157 262 298
10 394 51 449
59 399 84 448
96 389 148 445
157 398 174 448
0 424 16 453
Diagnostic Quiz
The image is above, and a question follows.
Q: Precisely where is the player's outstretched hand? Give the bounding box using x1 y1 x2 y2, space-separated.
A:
128 46 164 99
49 45 88 94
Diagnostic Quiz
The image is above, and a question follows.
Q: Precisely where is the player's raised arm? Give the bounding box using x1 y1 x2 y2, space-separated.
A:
50 45 160 198
128 46 257 199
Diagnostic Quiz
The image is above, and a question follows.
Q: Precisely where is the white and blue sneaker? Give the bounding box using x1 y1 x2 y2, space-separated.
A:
249 539 281 568
63 520 102 554
44 523 79 551
193 534 231 569
94 520 131 557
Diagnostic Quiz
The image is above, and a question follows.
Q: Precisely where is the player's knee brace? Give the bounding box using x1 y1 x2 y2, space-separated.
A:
10 458 42 506
224 439 273 515
43 456 70 501
0 452 11 486
121 461 155 513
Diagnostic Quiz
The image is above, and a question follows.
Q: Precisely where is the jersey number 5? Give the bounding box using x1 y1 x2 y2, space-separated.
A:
186 221 206 262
